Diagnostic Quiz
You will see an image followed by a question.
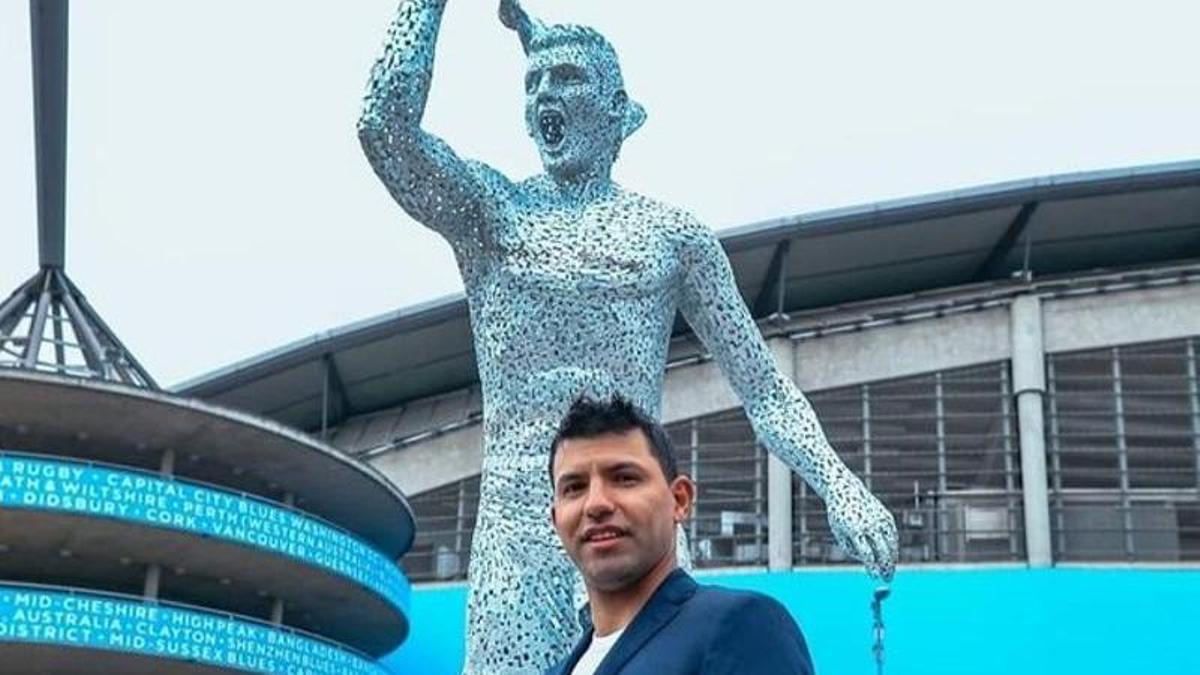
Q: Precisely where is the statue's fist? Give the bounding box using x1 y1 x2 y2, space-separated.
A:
825 474 899 581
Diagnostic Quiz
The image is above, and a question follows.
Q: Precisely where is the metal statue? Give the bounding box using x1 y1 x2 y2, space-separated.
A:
358 2 899 671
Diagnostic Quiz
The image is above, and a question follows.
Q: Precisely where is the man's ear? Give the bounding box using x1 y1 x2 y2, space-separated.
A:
669 475 696 523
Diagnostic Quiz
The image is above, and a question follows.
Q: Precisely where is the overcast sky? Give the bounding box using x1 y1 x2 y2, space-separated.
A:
2 0 1199 387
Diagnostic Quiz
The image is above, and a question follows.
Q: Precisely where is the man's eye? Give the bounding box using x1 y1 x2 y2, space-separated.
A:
560 483 583 497
616 474 639 486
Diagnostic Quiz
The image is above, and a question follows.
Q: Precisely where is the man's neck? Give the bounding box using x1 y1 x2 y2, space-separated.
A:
587 554 677 637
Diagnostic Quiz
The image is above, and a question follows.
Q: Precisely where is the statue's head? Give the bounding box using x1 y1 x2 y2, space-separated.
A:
501 1 646 183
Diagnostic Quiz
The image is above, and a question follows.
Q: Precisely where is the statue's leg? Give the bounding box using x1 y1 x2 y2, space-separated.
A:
461 452 581 674
675 524 693 571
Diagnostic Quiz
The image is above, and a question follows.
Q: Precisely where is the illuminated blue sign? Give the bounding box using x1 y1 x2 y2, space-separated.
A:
0 585 388 674
0 454 409 615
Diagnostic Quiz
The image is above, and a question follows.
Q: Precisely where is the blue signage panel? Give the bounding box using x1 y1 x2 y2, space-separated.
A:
0 585 388 674
0 454 409 615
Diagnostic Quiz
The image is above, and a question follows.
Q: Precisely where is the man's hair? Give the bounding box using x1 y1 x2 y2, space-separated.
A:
549 396 678 483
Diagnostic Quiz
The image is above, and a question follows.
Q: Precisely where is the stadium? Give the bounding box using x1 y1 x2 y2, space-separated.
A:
179 160 1200 674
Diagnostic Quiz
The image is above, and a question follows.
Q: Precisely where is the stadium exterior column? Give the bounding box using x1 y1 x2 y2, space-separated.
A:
159 448 175 476
1011 294 1053 567
768 339 795 571
143 563 161 600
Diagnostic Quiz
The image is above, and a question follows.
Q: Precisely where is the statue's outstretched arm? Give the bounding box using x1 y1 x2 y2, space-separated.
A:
358 0 511 245
677 223 899 580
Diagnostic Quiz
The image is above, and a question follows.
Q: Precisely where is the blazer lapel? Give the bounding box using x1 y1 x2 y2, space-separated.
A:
551 629 594 675
595 570 698 675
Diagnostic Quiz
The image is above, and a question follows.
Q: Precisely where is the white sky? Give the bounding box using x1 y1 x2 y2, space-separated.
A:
2 0 1199 387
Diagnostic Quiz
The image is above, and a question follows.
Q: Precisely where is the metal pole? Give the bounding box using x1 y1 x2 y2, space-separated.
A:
1011 294 1053 567
60 275 158 387
863 384 873 491
21 274 53 368
321 356 330 439
30 0 69 270
59 280 108 377
689 419 699 547
454 479 467 556
776 241 790 318
1187 339 1200 493
999 365 1019 559
935 373 947 495
754 443 764 561
143 564 161 600
934 373 951 559
160 448 175 477
0 278 36 332
1111 348 1135 559
50 299 65 371
1046 359 1065 559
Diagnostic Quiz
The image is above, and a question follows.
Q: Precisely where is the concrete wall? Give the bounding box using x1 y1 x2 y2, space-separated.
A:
384 566 1200 675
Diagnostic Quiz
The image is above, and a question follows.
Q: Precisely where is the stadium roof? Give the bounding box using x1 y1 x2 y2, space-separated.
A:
176 159 1200 432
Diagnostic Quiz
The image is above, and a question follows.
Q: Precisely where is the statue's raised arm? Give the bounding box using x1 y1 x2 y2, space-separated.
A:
358 0 512 246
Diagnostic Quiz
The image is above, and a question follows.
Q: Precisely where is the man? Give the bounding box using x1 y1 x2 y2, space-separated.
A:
547 397 815 675
359 1 895 670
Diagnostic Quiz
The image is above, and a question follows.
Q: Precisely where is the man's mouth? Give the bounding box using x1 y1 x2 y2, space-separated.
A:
582 526 627 545
538 109 565 148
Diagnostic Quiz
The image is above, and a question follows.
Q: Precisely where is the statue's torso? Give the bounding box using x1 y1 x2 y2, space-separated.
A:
455 181 689 431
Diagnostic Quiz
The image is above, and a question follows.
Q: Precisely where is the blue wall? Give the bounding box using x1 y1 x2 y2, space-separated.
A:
385 566 1200 675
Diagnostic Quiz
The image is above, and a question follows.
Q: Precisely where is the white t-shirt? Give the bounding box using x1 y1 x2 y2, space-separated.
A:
570 627 626 675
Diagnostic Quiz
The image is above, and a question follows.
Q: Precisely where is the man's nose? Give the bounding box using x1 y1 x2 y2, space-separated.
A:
583 482 615 519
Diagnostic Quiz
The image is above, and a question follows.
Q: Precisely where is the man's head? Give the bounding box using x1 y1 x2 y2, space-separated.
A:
500 0 646 183
548 397 694 592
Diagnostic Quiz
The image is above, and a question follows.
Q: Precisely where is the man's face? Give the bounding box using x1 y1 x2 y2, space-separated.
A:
551 429 693 592
524 44 624 181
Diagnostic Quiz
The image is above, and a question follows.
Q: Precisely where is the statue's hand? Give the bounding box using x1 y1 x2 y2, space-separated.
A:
825 474 898 581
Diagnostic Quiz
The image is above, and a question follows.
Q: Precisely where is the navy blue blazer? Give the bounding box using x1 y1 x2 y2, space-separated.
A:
547 569 815 674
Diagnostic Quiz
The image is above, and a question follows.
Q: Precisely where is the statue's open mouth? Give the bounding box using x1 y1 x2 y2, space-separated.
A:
538 110 565 148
